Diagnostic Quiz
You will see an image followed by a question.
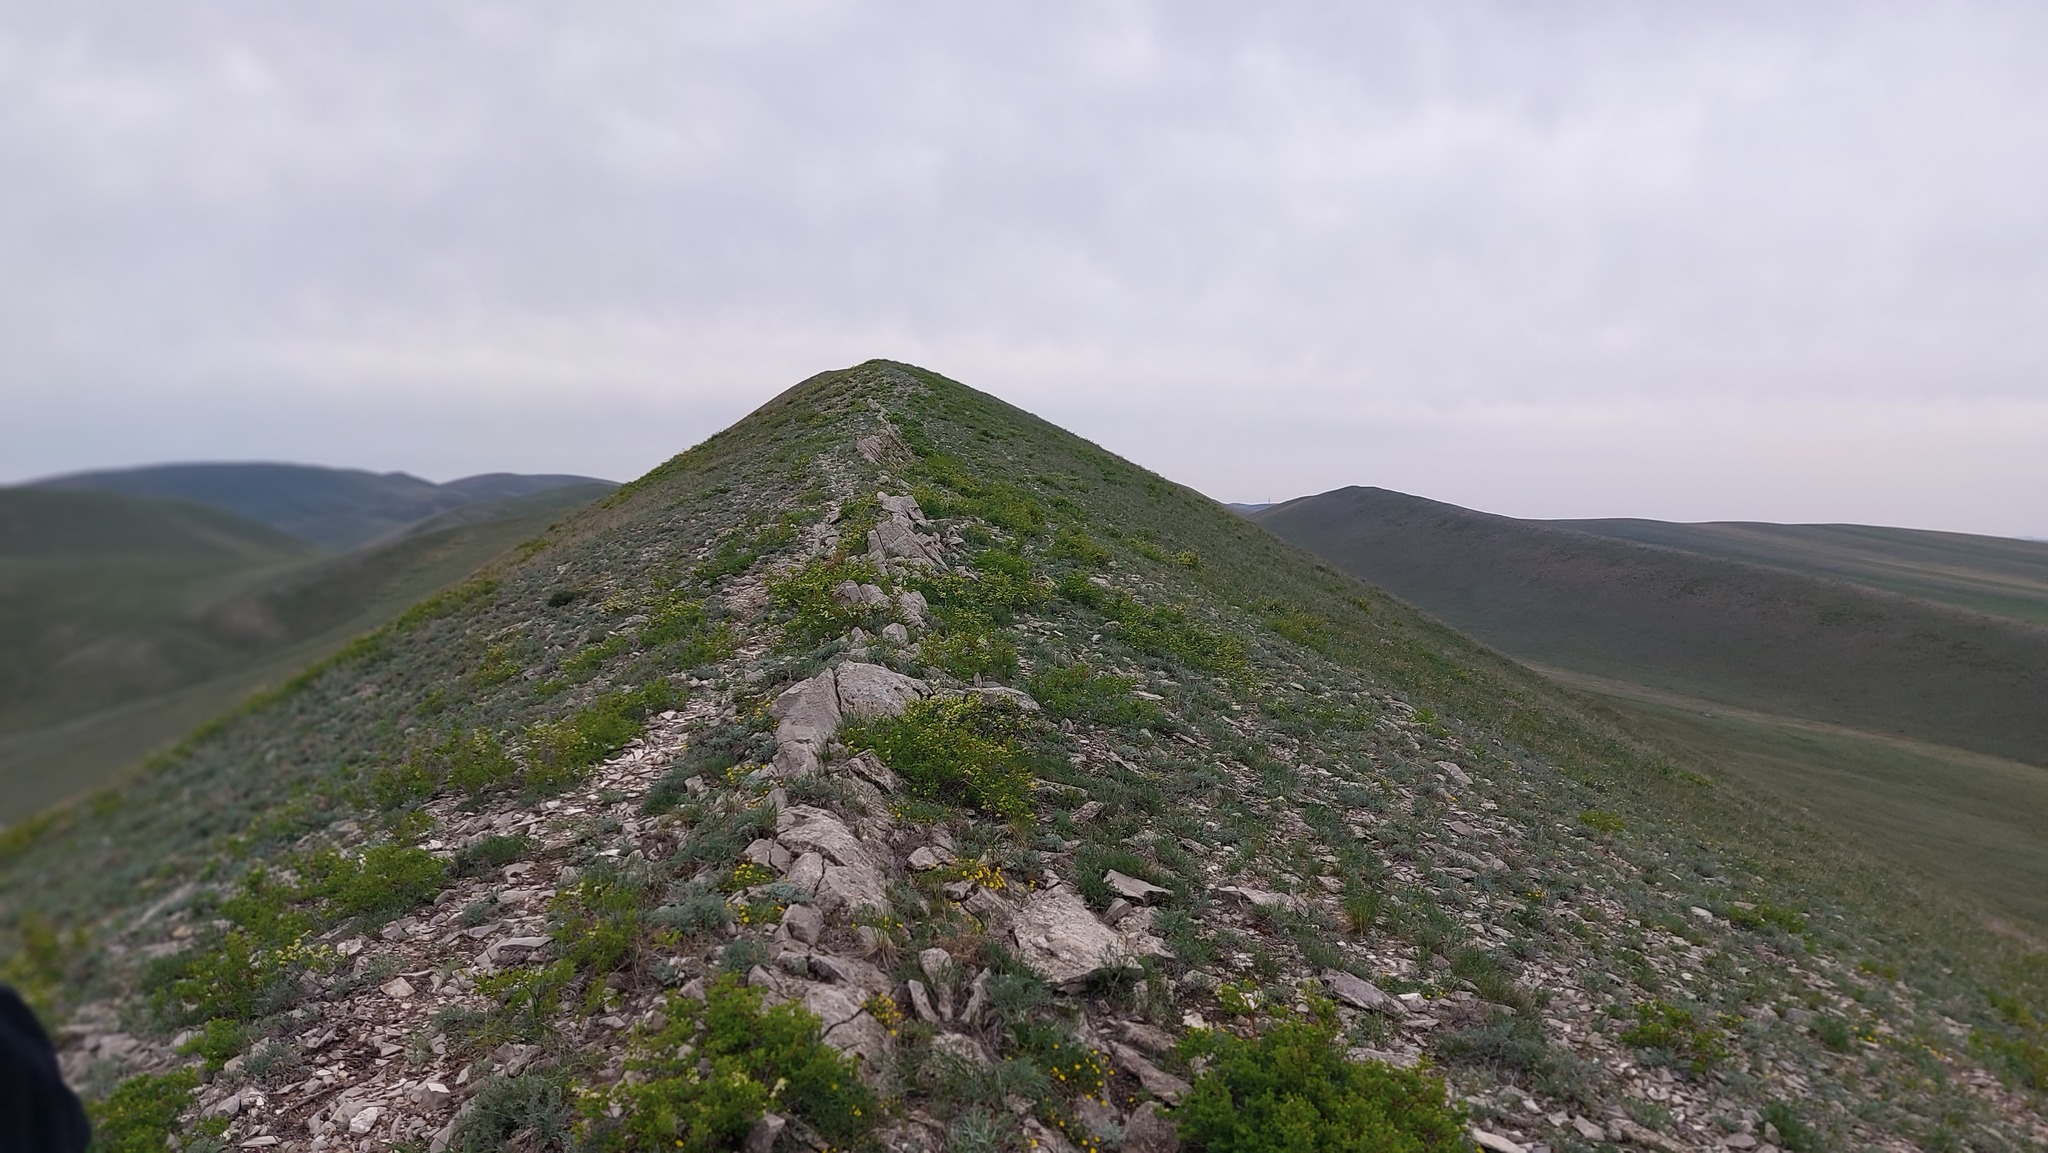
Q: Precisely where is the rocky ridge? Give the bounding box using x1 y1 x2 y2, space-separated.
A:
8 362 2046 1152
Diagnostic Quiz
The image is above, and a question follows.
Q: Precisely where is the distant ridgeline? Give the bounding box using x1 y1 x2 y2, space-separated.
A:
0 363 2043 1151
29 463 613 551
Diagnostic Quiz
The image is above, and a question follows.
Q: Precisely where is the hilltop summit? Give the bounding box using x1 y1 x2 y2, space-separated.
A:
2 361 2043 1151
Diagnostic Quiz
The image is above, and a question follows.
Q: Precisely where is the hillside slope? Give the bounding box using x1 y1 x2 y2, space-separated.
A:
1556 518 2048 627
2 363 2043 1153
0 485 614 819
1254 486 2048 768
31 463 612 550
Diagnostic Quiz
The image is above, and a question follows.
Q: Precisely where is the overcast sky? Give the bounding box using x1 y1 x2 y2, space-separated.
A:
4 3 2046 535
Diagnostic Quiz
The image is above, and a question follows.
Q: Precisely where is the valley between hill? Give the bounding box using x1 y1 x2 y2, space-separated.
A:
1 364 2043 1152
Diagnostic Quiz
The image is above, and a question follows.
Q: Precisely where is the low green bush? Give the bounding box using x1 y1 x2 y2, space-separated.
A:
302 843 447 921
1618 1000 1727 1075
551 865 649 1001
1176 1015 1469 1152
448 1074 575 1153
841 696 1033 820
1578 810 1627 835
89 1069 201 1153
522 680 676 792
920 618 1019 681
176 1016 245 1071
1761 1101 1824 1153
1028 663 1162 728
581 976 877 1152
452 834 530 878
1727 902 1807 934
767 558 888 649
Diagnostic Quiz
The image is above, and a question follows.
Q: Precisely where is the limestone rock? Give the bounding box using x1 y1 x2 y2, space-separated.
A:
832 662 928 720
1104 870 1170 905
781 903 823 946
878 492 928 524
1434 760 1473 787
1471 1130 1527 1153
1108 1040 1191 1103
1123 1102 1181 1153
772 670 842 753
843 750 900 792
1217 885 1297 913
868 519 941 565
931 1032 991 1065
897 589 929 625
1320 969 1398 1013
1011 888 1130 989
744 1113 787 1153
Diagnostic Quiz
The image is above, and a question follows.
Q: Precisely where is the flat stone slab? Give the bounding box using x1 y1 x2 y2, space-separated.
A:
1012 888 1128 989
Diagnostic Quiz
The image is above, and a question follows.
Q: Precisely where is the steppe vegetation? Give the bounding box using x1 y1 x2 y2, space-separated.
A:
0 361 2042 1152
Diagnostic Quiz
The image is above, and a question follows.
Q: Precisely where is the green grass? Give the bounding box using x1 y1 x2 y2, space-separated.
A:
1576 681 2048 932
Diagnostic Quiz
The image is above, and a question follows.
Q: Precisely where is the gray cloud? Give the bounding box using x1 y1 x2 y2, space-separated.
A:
2 2 2044 534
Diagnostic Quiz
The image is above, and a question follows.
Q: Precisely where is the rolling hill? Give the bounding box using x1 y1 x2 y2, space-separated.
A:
0 481 615 820
1557 518 2048 626
31 463 610 551
1254 485 2048 932
2 362 2042 1152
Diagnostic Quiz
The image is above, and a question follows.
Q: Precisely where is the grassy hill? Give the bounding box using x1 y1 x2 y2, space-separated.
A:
0 483 614 820
1254 486 2048 767
32 463 610 551
1558 518 2048 626
1 363 2043 1152
1255 485 2048 932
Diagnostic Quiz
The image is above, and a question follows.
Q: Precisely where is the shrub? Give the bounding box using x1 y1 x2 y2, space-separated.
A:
368 758 437 811
452 834 530 878
303 844 447 921
1176 1015 1469 1152
1761 1102 1824 1153
920 620 1019 681
176 1017 245 1071
448 1074 575 1153
1727 902 1807 934
1028 663 1162 729
89 1069 200 1153
841 696 1033 820
523 681 676 792
1813 1013 1854 1052
441 729 521 795
467 643 522 688
1578 810 1626 835
582 976 877 1152
1618 1001 1727 1075
1049 528 1112 568
767 558 887 648
552 866 649 997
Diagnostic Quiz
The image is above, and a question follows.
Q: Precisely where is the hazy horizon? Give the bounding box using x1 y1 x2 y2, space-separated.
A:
5 4 2046 536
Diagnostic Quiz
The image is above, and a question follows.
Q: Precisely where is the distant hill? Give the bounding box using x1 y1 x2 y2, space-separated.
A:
1553 517 2048 626
30 462 612 551
1256 485 2048 929
0 480 615 819
1256 486 2048 766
